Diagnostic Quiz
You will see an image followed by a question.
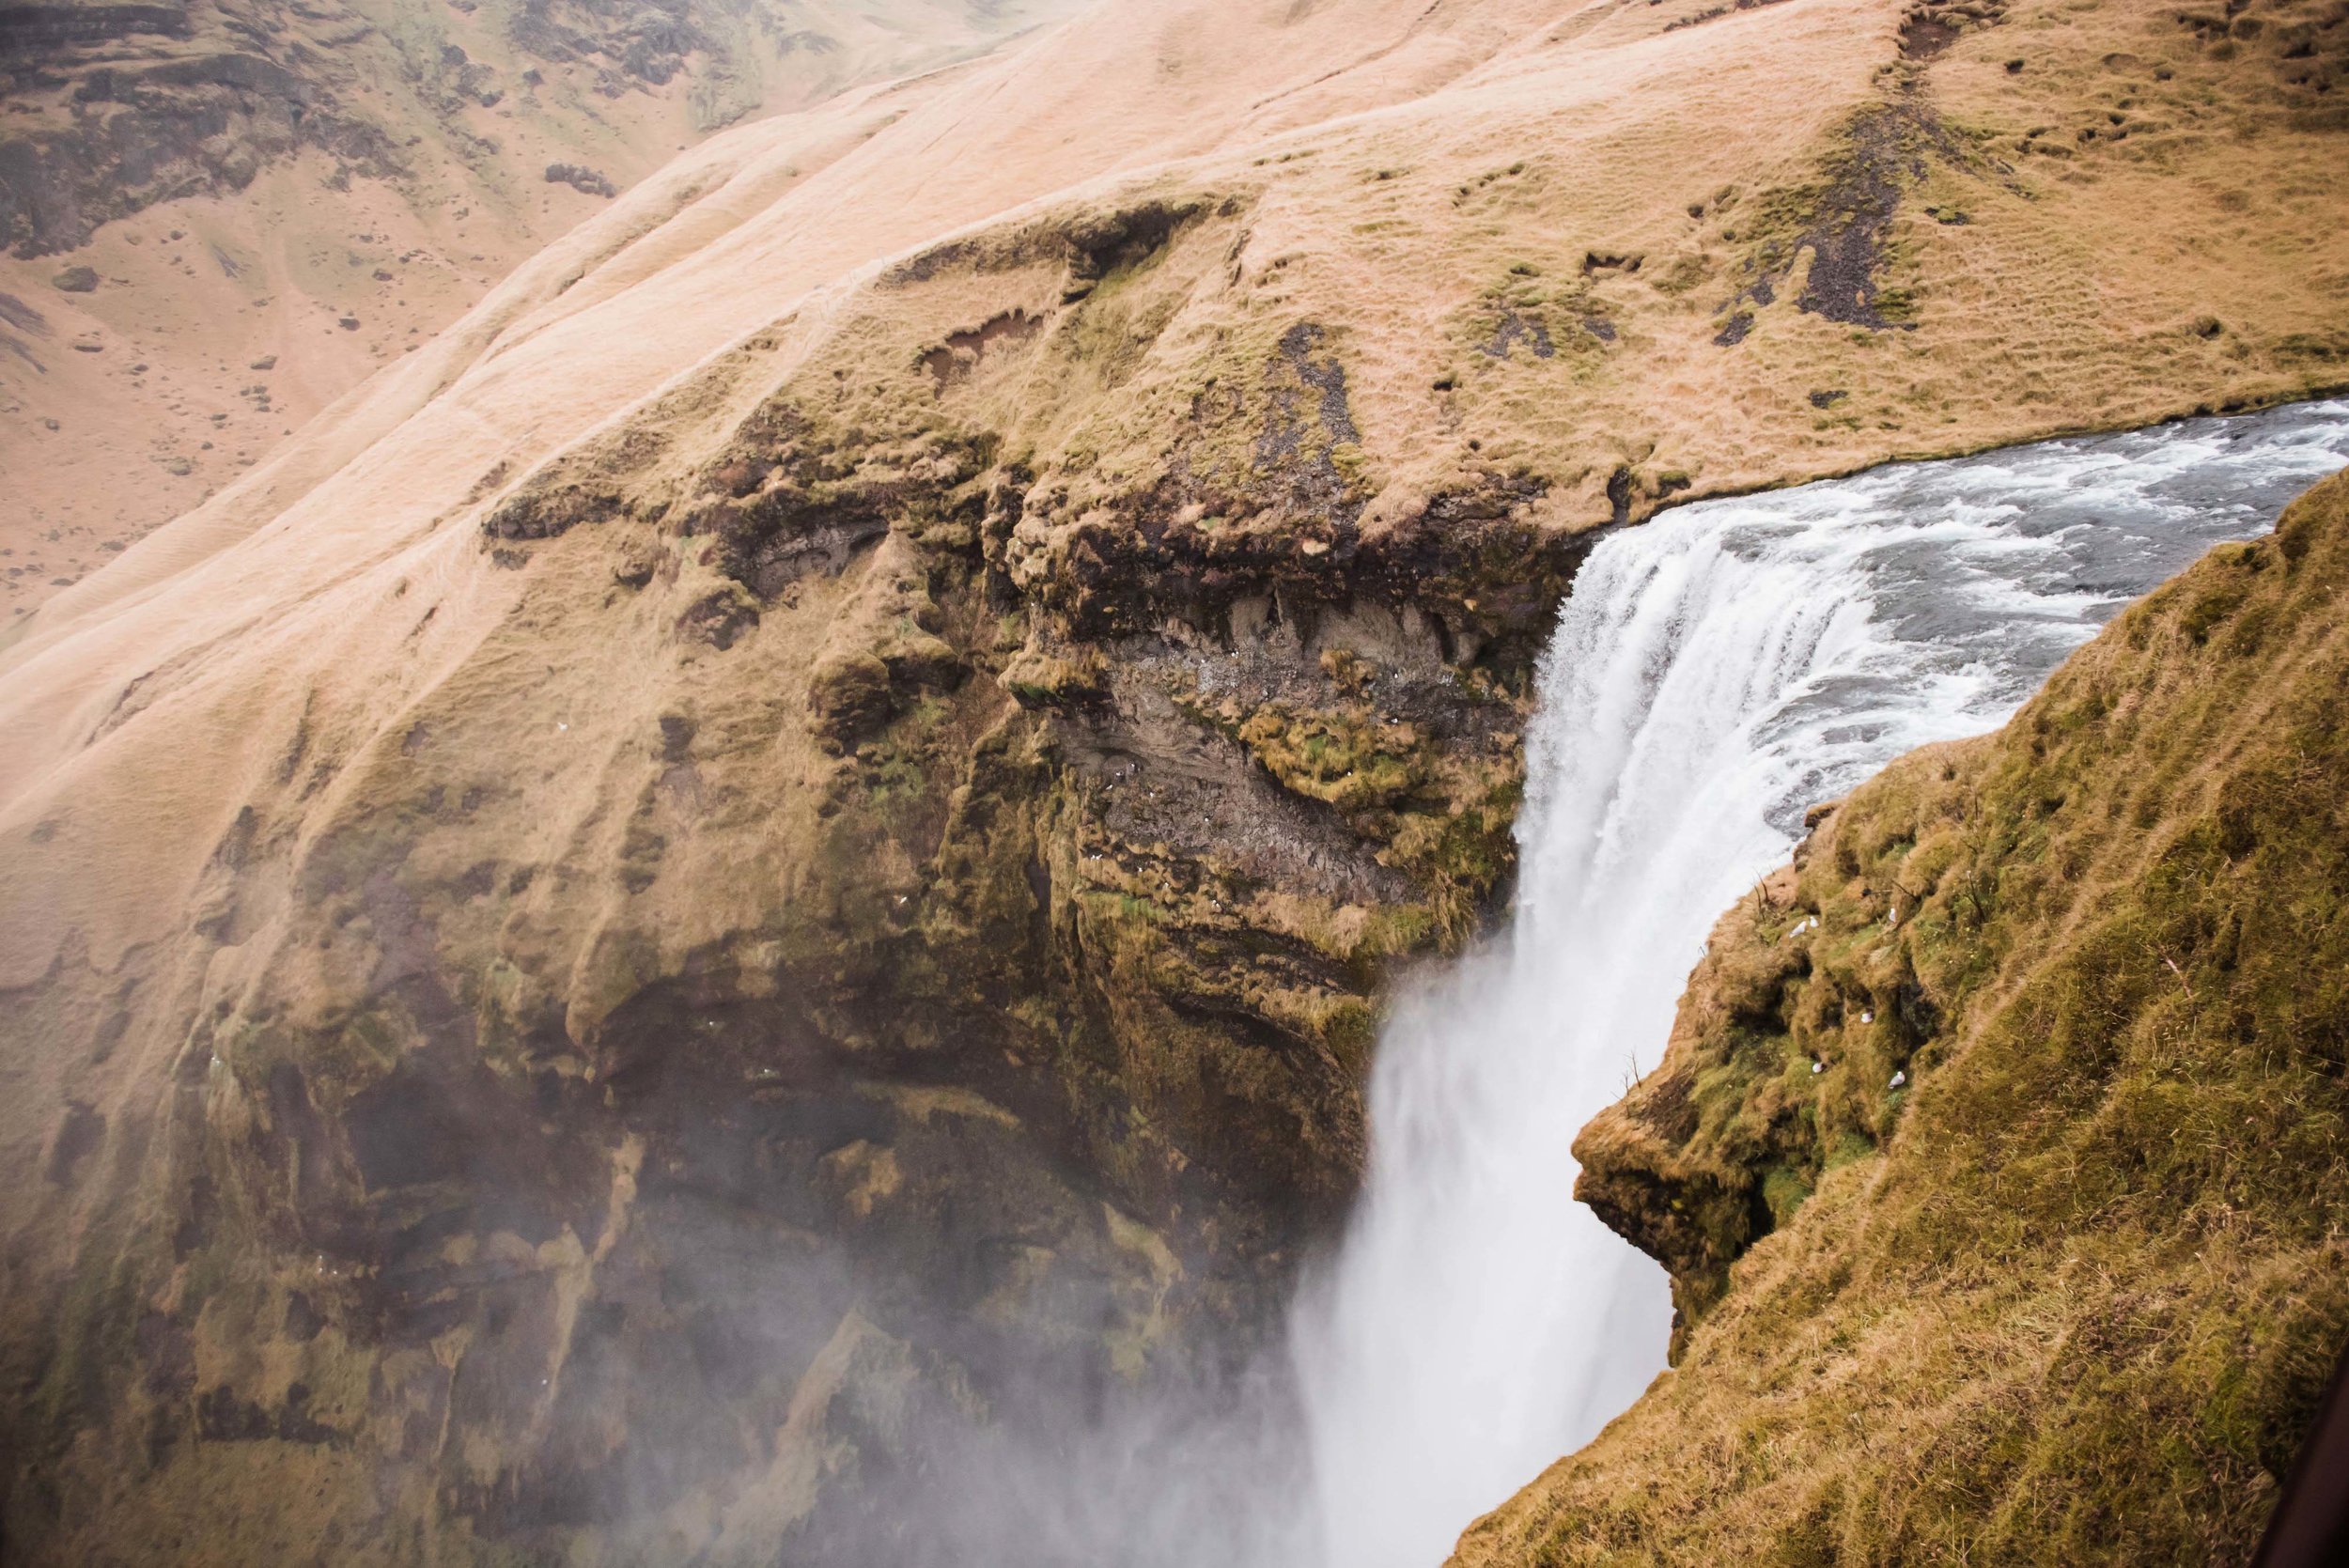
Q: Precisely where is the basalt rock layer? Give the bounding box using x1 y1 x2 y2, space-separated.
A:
2 0 2347 1560
1459 470 2349 1562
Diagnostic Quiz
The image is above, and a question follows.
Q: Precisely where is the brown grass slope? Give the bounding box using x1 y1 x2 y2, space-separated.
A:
0 0 1085 617
1458 465 2349 1563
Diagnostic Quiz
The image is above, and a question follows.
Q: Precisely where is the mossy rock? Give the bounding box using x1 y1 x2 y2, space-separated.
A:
809 649 894 748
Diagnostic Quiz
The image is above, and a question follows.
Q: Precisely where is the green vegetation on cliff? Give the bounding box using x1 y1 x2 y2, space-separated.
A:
1461 466 2349 1563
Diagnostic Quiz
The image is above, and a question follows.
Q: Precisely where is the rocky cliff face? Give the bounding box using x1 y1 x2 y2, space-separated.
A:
0 187 1580 1566
1461 466 2349 1563
2 0 2347 1559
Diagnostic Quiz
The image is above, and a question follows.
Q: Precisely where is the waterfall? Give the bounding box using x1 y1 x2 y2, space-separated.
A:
1284 401 2349 1567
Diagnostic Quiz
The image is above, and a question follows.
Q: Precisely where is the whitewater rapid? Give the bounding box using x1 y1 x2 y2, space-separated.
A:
1286 400 2349 1566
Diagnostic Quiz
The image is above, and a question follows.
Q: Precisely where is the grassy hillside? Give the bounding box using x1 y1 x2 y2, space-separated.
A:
1459 464 2349 1563
0 0 1081 617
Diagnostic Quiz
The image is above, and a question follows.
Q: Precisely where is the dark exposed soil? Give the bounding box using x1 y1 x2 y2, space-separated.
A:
921 308 1046 390
1482 310 1556 360
544 162 618 197
1664 0 1795 33
1714 98 1976 345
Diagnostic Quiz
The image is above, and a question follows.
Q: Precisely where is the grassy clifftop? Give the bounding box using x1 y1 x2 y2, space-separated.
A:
1460 464 2349 1562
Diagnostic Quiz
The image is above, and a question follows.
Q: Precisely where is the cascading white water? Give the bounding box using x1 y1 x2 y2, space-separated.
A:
1286 401 2349 1567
